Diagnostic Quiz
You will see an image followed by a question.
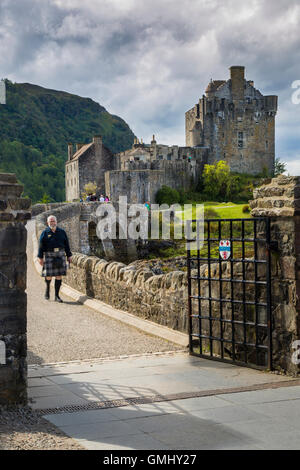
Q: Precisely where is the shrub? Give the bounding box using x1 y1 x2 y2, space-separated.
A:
204 208 220 219
242 204 250 213
155 185 180 205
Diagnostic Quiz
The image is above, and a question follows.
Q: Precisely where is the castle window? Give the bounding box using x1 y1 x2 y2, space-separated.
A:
266 140 269 149
238 132 244 148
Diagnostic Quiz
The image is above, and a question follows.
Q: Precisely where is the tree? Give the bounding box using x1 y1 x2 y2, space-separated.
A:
202 160 231 200
274 158 287 176
199 160 245 202
155 186 180 205
82 181 97 200
38 193 52 204
84 181 97 195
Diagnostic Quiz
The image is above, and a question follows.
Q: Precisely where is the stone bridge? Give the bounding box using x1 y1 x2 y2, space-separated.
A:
35 201 144 263
2 173 300 406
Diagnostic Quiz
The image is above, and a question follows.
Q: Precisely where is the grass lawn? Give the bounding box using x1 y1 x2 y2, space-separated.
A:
148 202 252 260
203 202 251 219
173 202 251 223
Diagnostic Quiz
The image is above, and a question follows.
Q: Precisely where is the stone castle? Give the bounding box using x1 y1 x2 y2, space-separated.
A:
65 66 277 203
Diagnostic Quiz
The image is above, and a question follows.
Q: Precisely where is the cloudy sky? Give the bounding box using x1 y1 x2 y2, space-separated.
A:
0 0 300 173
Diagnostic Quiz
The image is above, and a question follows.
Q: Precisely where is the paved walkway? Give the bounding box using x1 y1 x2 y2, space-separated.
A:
28 353 300 450
26 220 184 364
26 220 300 450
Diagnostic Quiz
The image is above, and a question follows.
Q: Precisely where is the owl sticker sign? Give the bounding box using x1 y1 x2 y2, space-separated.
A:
219 240 231 260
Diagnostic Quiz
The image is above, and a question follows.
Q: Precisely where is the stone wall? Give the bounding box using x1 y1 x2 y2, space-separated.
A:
65 253 189 332
0 173 31 405
64 252 259 344
106 160 205 204
250 174 300 375
31 203 69 218
36 203 81 253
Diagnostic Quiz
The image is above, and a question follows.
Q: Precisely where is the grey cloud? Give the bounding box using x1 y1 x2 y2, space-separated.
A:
0 0 299 169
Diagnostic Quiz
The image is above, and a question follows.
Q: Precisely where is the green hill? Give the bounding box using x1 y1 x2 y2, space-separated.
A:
0 80 135 202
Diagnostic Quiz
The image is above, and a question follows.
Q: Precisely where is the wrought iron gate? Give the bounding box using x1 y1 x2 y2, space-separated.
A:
186 217 272 370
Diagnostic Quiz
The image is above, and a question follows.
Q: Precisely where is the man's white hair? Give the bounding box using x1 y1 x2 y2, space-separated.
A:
47 215 57 223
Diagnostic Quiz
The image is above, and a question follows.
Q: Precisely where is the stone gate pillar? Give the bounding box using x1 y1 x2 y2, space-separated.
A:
250 175 300 375
0 174 31 405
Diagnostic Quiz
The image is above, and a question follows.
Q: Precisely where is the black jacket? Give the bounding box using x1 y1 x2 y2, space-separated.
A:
38 227 72 258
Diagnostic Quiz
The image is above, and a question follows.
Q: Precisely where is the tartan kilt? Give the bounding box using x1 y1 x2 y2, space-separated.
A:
42 250 67 277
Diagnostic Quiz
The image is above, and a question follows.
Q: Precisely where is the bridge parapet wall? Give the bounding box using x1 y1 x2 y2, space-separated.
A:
250 174 300 374
0 173 31 405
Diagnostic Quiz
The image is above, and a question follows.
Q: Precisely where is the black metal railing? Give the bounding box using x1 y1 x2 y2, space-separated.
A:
186 218 272 370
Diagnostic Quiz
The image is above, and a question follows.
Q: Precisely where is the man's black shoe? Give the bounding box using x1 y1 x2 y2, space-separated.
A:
45 293 50 300
55 296 63 303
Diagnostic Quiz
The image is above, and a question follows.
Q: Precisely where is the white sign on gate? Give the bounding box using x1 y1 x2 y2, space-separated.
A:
219 240 231 260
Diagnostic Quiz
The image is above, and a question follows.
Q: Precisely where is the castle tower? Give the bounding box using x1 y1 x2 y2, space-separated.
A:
185 66 277 175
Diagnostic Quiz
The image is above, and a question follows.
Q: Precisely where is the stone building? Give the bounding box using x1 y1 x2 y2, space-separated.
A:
108 136 208 203
65 65 278 203
185 65 277 174
66 134 208 203
65 135 114 201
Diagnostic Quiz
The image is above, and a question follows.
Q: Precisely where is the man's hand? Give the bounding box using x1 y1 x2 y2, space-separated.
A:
67 257 72 264
38 258 44 266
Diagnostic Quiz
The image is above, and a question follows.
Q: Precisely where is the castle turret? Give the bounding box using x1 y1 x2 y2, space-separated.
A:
150 134 157 160
264 95 278 113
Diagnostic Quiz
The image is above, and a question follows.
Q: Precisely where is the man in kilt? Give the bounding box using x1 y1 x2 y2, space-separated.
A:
38 215 72 302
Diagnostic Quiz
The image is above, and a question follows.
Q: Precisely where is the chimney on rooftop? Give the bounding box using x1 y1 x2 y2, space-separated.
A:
230 65 245 101
93 135 102 146
67 143 73 161
76 143 84 152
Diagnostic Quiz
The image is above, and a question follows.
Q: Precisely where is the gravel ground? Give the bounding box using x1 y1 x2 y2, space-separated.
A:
0 220 183 450
0 407 84 450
